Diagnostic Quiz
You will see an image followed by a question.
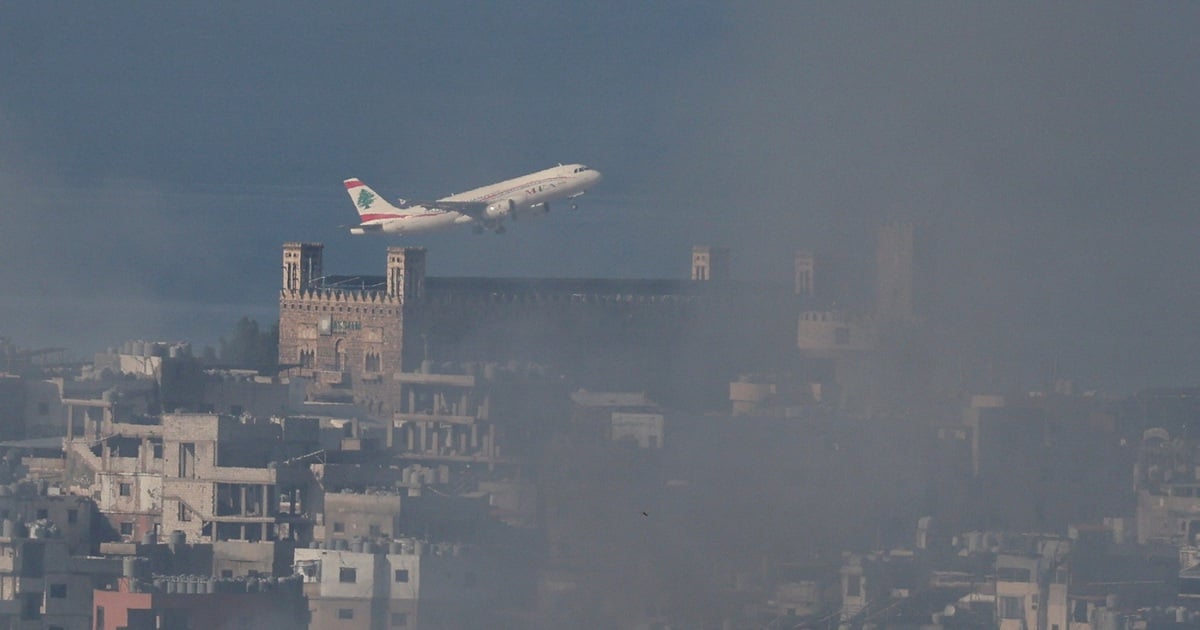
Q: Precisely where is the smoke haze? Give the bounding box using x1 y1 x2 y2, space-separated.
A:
2 2 1199 386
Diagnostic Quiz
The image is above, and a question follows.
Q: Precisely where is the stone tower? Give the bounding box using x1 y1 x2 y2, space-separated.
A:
282 242 323 292
691 245 731 282
794 250 815 298
386 246 426 302
876 223 914 321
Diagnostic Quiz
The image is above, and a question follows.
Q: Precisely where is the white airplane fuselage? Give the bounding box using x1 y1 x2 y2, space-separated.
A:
346 164 601 236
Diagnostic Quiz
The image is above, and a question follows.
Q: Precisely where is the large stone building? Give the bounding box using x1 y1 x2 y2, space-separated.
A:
277 243 801 412
279 242 421 411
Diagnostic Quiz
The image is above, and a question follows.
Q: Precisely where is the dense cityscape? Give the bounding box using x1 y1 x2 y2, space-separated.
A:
0 231 1194 629
5 4 1200 630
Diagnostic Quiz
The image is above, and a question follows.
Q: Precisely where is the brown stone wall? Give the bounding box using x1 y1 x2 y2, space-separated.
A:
278 245 427 413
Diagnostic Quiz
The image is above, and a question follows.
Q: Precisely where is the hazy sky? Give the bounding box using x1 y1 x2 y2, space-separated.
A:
2 2 1199 390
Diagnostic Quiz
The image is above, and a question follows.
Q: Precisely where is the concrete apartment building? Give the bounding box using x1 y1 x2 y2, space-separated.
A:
568 391 664 449
837 551 919 625
994 538 1071 630
157 413 320 545
1133 426 1200 546
387 369 506 468
67 410 323 546
0 522 122 630
294 540 496 629
99 532 295 583
321 491 403 549
64 403 164 543
0 374 155 445
92 572 306 630
0 491 94 557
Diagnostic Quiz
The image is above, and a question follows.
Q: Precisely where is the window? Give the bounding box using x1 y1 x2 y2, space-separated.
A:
221 570 233 578
997 567 1032 582
298 562 318 580
153 444 163 459
1074 600 1089 623
337 609 354 620
391 612 408 627
394 569 409 583
999 596 1023 620
119 483 132 497
67 509 78 524
846 575 861 597
35 509 47 520
369 524 381 537
339 567 357 583
179 443 196 478
333 522 344 533
96 606 105 630
49 583 66 598
120 522 133 536
21 592 40 620
178 502 191 522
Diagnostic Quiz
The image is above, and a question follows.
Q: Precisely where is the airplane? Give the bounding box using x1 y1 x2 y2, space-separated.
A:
343 163 602 236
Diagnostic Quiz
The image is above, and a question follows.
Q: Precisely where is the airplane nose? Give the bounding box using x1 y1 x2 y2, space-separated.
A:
590 170 603 184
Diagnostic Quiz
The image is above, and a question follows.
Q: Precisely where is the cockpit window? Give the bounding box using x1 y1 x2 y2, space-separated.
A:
572 166 590 173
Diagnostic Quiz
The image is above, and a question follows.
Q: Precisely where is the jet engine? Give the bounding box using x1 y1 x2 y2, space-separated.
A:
485 199 516 219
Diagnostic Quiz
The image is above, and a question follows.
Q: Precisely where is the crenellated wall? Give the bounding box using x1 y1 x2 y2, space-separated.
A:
278 245 428 413
278 243 800 410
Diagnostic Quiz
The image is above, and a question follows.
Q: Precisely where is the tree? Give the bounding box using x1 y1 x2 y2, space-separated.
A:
218 317 279 371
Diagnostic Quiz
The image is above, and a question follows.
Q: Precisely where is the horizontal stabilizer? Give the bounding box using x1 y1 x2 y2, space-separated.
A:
349 223 384 235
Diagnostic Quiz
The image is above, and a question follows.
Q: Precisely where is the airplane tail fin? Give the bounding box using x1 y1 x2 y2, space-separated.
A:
343 178 398 221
